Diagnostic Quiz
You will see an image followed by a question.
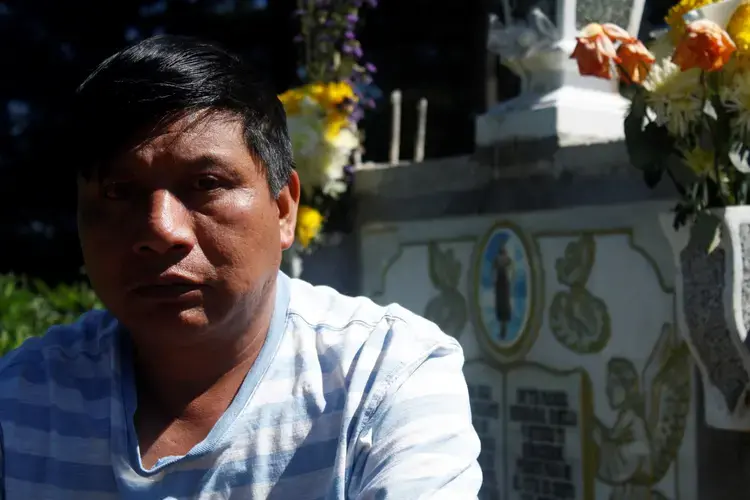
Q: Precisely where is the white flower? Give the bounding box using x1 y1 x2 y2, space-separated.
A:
321 126 359 196
720 70 750 141
286 100 359 197
647 32 674 61
642 58 703 137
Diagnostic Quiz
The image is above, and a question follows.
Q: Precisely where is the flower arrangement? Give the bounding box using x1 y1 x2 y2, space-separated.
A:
570 0 750 241
279 0 378 252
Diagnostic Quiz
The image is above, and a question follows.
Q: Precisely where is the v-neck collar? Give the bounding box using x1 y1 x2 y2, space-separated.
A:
112 271 291 475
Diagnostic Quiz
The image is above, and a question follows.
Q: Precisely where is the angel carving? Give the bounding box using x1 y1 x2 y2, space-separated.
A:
591 323 691 500
487 0 561 93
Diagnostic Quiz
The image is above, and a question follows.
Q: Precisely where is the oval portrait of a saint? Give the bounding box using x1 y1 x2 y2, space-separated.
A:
472 222 541 362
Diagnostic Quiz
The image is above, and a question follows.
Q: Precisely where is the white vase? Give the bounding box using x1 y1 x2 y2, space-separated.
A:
660 208 750 430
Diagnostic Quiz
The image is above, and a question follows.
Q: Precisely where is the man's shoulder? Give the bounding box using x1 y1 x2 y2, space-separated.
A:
0 309 118 382
286 278 461 365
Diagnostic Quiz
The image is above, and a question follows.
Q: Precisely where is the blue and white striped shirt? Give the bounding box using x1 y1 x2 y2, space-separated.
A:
0 273 482 499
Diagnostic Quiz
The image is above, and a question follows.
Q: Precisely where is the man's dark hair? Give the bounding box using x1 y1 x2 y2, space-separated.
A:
72 35 293 196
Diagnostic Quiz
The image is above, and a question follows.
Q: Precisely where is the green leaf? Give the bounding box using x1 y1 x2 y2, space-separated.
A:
673 202 693 229
709 93 732 159
667 154 698 185
427 243 461 290
690 212 722 254
624 89 651 170
554 234 596 288
0 274 102 357
624 91 674 191
644 164 664 188
548 288 611 354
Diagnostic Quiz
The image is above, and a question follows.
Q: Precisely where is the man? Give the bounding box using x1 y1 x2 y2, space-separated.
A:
0 36 481 498
493 242 514 340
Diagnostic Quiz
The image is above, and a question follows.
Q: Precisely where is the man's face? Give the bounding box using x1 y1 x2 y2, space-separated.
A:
77 112 299 344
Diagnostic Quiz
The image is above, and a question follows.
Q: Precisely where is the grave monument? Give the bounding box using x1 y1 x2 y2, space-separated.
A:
349 0 750 498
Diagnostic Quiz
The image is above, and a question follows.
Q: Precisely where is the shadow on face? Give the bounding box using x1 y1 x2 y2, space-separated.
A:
77 111 299 346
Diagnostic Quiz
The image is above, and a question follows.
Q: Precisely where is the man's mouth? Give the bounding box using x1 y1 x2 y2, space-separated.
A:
130 274 207 302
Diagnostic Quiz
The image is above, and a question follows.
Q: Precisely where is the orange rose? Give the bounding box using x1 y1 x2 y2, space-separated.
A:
599 23 636 43
571 23 635 80
617 40 655 84
672 19 736 72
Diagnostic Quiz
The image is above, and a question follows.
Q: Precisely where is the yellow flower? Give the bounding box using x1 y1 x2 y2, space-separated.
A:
727 1 750 51
295 206 325 248
643 58 703 137
280 81 358 118
305 81 357 113
322 81 357 108
280 81 360 197
279 87 307 115
683 147 731 187
720 69 750 139
324 111 350 142
682 147 716 178
727 1 750 67
665 0 717 44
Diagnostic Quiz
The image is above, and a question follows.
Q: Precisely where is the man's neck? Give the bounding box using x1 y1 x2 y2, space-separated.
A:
129 285 277 422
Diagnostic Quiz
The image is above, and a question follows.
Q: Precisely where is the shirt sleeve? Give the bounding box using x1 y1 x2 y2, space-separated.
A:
349 340 483 499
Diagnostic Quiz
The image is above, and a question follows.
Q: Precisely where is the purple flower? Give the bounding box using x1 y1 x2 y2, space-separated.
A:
342 41 363 58
293 9 305 16
349 107 364 122
292 0 378 120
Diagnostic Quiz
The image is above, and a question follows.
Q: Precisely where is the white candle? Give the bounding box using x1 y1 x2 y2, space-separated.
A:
389 90 402 166
414 98 428 163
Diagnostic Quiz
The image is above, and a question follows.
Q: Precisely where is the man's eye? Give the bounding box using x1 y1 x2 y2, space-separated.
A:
101 182 132 200
193 175 222 191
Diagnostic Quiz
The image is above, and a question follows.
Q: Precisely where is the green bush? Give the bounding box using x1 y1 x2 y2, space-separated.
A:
0 274 102 356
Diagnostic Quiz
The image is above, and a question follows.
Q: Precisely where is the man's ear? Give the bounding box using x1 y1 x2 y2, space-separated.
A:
277 170 300 251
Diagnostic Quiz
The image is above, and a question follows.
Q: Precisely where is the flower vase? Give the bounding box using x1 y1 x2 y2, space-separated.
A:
660 208 750 430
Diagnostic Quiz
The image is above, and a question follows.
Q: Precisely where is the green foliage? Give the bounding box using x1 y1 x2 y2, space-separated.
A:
0 274 102 357
625 81 750 234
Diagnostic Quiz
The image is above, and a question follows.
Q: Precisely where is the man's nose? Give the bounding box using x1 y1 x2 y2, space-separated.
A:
133 190 195 256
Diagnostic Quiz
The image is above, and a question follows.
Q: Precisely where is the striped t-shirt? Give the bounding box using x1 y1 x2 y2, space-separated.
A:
0 272 482 499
